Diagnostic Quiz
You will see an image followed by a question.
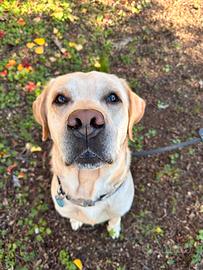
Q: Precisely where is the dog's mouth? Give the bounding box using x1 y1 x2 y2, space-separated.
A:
66 149 113 169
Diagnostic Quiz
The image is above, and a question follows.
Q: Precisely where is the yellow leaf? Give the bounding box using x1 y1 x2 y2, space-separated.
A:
68 41 76 48
35 46 44 54
26 42 35 49
68 42 83 51
30 146 42 152
94 60 101 68
25 66 33 72
34 38 45 46
17 64 24 71
154 226 164 235
81 8 87 14
26 143 42 153
73 259 83 270
75 44 83 51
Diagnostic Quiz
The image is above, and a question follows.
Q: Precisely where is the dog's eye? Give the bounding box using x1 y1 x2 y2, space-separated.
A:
54 94 69 105
105 93 121 104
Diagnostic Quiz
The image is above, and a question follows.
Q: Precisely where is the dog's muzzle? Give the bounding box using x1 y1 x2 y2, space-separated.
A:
66 109 108 167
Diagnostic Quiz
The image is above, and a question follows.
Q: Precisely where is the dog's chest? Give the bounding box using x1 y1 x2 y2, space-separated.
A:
55 199 110 225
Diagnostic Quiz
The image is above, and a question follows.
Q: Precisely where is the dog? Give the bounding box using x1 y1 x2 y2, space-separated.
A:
33 71 145 238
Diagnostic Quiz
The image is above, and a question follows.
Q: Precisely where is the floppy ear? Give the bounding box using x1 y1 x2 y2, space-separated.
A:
32 79 55 141
120 79 146 141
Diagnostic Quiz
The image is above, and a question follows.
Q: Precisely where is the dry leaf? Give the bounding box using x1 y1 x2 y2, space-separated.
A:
18 171 25 179
35 46 44 54
26 143 42 152
7 163 17 174
94 60 101 68
26 42 35 49
73 259 83 270
25 82 36 92
6 59 16 68
17 64 24 71
0 70 7 76
34 38 45 46
17 18 26 26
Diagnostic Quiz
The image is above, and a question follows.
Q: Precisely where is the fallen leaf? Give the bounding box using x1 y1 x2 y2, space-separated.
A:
25 66 33 72
26 143 42 152
18 171 25 179
53 27 59 34
26 42 35 49
34 38 45 46
25 81 37 92
61 48 67 54
17 64 24 71
154 226 164 235
75 44 83 51
63 51 71 58
17 18 26 26
0 150 7 158
0 30 5 39
94 60 101 68
49 57 56 62
157 100 169 110
0 70 7 76
33 16 41 23
6 59 16 68
35 46 44 54
30 145 42 152
7 163 17 174
81 8 87 14
73 259 83 270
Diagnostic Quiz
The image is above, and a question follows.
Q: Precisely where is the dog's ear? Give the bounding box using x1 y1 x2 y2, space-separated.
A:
32 79 55 141
120 79 146 141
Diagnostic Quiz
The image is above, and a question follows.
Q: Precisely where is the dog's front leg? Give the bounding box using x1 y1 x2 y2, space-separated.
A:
107 217 121 239
70 218 83 231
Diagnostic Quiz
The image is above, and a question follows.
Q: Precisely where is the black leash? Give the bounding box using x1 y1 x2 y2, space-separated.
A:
132 128 203 158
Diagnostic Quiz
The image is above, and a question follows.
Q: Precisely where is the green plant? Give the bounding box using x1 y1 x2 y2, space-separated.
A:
169 153 179 164
156 164 181 182
59 250 77 270
145 128 157 138
129 125 144 151
191 230 203 265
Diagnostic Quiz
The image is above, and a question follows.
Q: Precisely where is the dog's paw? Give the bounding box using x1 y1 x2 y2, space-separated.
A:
70 219 83 231
107 217 121 239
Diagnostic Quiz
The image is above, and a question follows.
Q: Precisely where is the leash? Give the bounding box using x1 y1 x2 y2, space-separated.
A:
131 128 203 158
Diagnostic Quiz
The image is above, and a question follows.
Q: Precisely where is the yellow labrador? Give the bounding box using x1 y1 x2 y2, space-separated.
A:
33 71 145 238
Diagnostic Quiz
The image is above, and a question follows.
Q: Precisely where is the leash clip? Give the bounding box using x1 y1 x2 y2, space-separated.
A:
198 128 203 142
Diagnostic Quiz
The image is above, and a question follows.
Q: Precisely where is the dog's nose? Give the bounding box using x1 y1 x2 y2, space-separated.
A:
67 109 105 137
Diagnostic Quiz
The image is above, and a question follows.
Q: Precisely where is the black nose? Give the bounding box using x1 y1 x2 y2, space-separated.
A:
67 109 105 138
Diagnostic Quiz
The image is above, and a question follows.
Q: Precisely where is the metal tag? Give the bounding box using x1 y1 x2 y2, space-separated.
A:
55 195 65 207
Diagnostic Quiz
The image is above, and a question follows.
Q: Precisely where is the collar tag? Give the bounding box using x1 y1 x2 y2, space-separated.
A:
55 195 65 207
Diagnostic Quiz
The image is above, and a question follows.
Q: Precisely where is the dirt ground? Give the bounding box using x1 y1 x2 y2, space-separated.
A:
0 1 203 269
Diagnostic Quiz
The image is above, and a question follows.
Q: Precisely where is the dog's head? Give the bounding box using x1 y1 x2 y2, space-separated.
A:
33 71 145 169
